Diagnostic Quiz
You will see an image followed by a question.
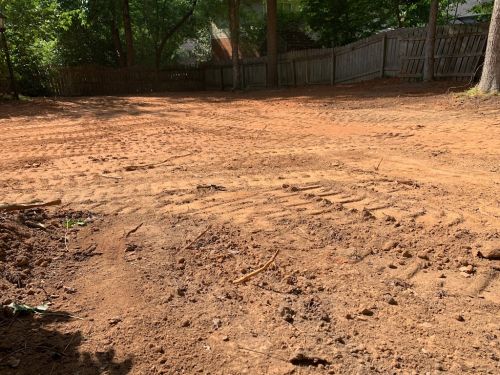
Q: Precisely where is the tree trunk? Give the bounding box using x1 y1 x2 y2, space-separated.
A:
155 48 161 72
423 0 438 81
478 0 500 93
111 18 126 67
229 0 241 90
1 33 19 100
154 0 198 72
122 0 134 67
266 0 278 88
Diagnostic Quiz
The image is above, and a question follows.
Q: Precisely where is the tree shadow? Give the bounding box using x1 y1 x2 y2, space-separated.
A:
0 311 133 375
0 79 477 122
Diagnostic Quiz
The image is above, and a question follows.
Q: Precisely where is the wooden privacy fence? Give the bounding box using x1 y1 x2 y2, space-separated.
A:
205 23 489 90
48 66 204 96
46 23 488 96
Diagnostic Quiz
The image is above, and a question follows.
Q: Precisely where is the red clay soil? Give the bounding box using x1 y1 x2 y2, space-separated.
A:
0 80 499 374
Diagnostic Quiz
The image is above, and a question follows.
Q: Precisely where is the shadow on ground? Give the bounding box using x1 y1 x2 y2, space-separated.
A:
0 79 471 121
0 311 132 375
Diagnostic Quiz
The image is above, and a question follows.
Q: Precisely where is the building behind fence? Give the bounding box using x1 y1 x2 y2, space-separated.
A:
46 23 489 96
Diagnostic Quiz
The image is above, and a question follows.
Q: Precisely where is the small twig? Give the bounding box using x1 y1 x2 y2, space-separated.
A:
0 347 26 364
124 152 194 172
237 346 288 362
233 249 280 284
0 199 62 212
99 174 122 180
374 158 383 171
255 124 268 140
125 222 144 238
182 225 211 250
64 221 69 251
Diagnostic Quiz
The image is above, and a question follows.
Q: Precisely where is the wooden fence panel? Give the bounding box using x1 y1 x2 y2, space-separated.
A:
334 36 384 83
384 36 401 76
49 66 205 96
46 23 488 96
244 63 266 88
399 23 488 80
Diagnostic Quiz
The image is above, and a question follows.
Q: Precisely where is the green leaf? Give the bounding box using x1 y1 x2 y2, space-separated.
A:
7 302 49 315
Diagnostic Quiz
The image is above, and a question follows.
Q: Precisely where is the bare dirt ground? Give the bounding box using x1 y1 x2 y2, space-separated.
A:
0 80 499 374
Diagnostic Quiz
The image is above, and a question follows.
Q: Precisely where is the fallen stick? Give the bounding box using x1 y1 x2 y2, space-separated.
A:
124 152 194 172
237 346 288 362
125 222 144 238
182 225 211 250
0 199 62 212
100 174 122 180
233 249 280 284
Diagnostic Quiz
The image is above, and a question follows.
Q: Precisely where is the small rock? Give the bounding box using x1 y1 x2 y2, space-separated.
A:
417 252 429 260
360 308 374 316
178 257 186 264
384 295 398 305
382 241 397 251
402 250 413 258
459 265 474 274
177 287 187 297
388 263 397 269
63 286 77 294
280 306 296 323
362 208 376 220
345 313 354 320
125 243 138 252
477 242 500 260
212 318 222 330
158 356 168 364
108 316 122 325
15 256 30 267
456 314 465 322
222 336 229 342
181 319 191 327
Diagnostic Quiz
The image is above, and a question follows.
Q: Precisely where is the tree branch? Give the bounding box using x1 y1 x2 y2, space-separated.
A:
158 0 198 54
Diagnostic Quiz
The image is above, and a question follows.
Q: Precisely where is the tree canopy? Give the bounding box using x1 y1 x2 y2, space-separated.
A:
0 0 493 95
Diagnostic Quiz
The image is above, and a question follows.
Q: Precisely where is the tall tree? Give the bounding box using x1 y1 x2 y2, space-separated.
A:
228 0 240 90
423 0 438 81
122 0 134 66
266 0 278 88
478 0 500 93
153 0 198 71
110 6 126 67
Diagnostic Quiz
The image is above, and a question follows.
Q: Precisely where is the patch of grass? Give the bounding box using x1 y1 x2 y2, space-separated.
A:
461 86 499 98
64 219 86 229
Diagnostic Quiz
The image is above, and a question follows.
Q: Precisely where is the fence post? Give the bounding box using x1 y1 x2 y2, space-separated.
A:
220 66 224 91
305 59 309 85
380 34 387 78
292 59 297 87
240 63 245 89
331 47 336 85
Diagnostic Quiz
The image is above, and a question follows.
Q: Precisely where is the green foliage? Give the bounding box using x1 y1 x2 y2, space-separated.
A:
8 302 49 315
300 0 467 47
64 218 86 229
0 0 70 95
0 0 481 95
470 0 494 21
